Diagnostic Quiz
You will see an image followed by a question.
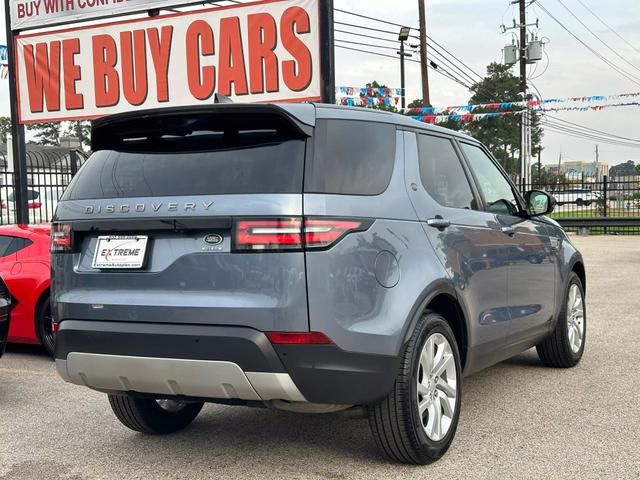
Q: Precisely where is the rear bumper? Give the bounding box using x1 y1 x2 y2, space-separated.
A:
54 320 398 405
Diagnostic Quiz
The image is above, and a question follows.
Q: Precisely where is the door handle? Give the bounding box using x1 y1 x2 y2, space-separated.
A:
501 226 516 236
427 217 451 230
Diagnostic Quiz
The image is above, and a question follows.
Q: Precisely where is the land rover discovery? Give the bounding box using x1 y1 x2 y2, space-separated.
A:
52 104 586 464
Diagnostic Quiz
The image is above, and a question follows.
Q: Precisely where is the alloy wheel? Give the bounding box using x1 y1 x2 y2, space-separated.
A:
416 333 458 442
567 284 585 354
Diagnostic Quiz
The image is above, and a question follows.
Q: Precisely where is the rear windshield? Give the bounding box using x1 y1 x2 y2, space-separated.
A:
63 140 305 199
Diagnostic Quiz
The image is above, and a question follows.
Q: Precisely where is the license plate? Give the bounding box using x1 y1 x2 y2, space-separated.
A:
92 236 149 269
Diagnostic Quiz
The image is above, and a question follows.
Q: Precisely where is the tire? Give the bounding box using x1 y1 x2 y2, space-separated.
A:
108 395 204 435
368 312 462 464
537 272 586 368
35 292 54 357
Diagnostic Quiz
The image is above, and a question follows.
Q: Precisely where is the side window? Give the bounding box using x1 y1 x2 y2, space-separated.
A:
461 143 520 216
0 237 14 257
0 236 32 258
417 134 476 210
306 120 396 195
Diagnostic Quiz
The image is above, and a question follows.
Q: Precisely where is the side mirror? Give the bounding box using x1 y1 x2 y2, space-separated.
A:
525 190 555 217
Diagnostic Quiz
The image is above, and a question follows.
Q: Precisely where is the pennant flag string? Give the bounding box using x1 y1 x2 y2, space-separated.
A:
336 86 402 98
0 65 8 80
339 96 400 107
411 101 640 125
407 92 640 115
0 45 7 63
412 110 526 125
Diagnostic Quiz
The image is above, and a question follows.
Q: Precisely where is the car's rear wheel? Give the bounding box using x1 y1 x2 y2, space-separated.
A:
35 292 54 357
108 395 204 434
368 312 462 464
537 272 586 368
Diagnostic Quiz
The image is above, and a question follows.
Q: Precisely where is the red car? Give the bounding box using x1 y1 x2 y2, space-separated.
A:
0 224 53 356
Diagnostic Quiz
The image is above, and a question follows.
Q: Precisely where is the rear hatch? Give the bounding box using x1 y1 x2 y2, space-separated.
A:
52 105 313 333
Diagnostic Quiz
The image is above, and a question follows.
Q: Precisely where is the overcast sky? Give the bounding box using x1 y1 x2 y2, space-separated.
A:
2 0 640 166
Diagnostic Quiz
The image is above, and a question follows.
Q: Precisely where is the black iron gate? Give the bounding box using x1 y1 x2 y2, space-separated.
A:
0 145 87 225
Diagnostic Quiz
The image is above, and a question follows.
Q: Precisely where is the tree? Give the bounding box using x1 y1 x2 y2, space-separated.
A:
0 117 10 144
462 63 543 175
28 122 63 146
609 160 637 178
408 99 431 109
63 121 91 150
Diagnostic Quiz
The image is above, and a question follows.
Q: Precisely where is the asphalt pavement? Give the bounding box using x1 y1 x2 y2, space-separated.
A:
1 235 639 480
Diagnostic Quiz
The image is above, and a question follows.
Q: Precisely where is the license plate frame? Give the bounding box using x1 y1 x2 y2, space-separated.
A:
92 235 149 270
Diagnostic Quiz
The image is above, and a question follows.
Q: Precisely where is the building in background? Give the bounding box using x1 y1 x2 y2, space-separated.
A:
544 160 609 181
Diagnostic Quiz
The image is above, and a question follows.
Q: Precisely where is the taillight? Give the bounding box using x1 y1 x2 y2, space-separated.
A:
265 332 334 345
233 217 370 252
235 218 303 251
50 223 72 252
28 201 42 209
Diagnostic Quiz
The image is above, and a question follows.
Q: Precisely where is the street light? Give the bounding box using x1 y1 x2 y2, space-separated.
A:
398 27 412 110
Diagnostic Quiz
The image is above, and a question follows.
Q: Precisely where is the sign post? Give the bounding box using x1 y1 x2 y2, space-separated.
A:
4 0 29 224
319 0 334 104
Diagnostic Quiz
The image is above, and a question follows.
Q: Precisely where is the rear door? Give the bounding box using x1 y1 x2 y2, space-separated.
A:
53 106 313 333
404 131 513 373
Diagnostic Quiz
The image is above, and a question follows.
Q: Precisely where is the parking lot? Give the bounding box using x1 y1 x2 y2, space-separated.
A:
1 235 639 480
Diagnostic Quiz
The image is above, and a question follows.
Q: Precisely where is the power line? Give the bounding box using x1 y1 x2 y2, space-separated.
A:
553 0 640 75
334 8 484 81
335 27 476 86
334 44 474 90
543 113 640 143
574 0 640 57
541 119 640 148
335 38 406 53
536 1 640 87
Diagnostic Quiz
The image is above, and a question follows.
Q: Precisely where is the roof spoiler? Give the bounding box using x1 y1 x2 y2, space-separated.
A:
90 103 312 152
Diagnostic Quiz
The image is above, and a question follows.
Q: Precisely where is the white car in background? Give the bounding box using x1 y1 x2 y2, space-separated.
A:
552 189 602 206
1 187 66 224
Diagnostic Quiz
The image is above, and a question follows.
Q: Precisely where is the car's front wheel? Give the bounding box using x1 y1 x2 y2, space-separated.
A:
108 395 204 434
537 271 586 368
368 312 462 464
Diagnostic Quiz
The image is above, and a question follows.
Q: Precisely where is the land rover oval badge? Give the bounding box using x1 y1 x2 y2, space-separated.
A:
204 234 223 246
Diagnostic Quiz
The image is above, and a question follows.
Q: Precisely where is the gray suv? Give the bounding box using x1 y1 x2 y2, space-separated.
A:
52 104 586 464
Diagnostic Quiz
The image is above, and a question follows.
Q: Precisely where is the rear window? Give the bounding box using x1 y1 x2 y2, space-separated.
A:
63 140 305 200
305 120 396 195
0 236 33 257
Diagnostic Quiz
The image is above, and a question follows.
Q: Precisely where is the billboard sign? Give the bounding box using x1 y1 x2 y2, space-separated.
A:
11 0 203 31
14 0 322 123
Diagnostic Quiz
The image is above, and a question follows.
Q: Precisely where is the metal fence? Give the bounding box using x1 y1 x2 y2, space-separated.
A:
0 146 87 225
521 176 640 235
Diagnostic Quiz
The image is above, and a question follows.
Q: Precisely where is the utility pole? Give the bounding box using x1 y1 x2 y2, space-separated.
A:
418 0 431 106
502 1 543 183
519 0 527 94
519 0 529 184
398 27 411 110
400 40 406 109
